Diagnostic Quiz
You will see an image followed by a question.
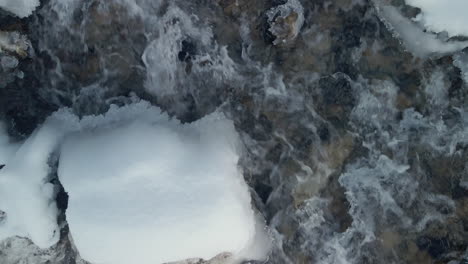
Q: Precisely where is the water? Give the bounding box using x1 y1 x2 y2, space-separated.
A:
1 0 468 263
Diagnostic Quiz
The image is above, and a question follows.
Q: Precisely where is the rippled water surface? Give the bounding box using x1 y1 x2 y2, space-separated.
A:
0 0 468 263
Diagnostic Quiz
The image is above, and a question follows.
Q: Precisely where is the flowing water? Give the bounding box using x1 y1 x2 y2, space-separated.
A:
0 0 467 263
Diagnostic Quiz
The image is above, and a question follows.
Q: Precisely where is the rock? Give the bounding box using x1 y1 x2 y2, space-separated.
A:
166 253 233 264
265 0 304 46
1 55 18 70
314 74 356 126
0 31 30 58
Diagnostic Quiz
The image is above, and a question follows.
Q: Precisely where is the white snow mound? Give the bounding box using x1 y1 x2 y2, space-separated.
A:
58 102 270 264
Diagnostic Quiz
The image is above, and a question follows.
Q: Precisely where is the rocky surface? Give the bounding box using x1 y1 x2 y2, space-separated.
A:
0 0 468 263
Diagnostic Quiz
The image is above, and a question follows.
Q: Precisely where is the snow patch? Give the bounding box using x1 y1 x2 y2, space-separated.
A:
0 101 270 264
405 0 468 38
0 111 79 248
59 102 269 264
373 1 468 57
0 0 40 18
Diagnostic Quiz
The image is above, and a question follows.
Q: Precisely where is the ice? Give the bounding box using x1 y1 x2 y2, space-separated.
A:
0 0 40 18
405 0 468 38
58 102 269 264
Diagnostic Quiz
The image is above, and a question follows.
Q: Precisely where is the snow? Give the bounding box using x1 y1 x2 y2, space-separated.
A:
0 0 40 18
58 102 269 264
405 0 468 38
0 101 269 264
373 1 468 57
0 111 79 249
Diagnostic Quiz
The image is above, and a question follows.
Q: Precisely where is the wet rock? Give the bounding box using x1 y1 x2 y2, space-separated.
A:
315 74 356 126
0 31 30 58
323 174 353 232
420 151 467 197
0 30 31 89
417 236 454 259
317 123 330 142
265 0 304 46
1 55 18 69
254 181 274 205
0 69 57 137
178 39 197 63
167 252 233 264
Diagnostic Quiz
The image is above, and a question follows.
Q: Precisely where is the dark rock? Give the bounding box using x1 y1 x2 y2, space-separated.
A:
254 182 273 204
317 124 330 142
416 236 452 259
315 74 356 126
178 39 197 62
